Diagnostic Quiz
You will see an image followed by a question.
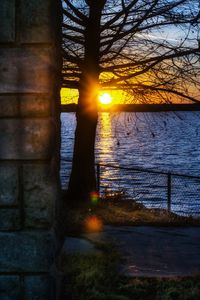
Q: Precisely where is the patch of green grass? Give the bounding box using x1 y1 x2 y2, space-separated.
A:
61 242 128 300
121 277 200 300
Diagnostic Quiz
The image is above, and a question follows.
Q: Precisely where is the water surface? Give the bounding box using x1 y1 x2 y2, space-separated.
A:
61 112 200 215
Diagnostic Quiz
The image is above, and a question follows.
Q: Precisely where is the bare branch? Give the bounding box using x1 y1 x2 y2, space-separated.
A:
101 0 139 31
62 23 84 34
63 0 88 22
62 0 200 104
101 47 200 73
62 8 85 27
62 33 84 45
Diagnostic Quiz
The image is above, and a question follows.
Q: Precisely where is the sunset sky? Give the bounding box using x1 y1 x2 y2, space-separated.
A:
61 88 133 105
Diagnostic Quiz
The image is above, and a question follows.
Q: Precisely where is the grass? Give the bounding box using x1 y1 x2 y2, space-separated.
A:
63 192 200 235
121 277 200 300
61 242 124 300
61 241 200 300
61 192 200 299
94 193 199 226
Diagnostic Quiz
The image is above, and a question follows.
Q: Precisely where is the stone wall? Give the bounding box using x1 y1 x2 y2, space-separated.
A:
0 1 62 299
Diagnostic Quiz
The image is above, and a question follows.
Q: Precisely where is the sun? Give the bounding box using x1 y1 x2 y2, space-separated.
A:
98 92 112 105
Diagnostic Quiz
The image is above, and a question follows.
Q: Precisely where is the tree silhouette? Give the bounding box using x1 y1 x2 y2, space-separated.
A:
62 0 200 204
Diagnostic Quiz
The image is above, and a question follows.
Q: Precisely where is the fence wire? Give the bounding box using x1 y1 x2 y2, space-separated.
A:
60 159 200 216
96 163 200 217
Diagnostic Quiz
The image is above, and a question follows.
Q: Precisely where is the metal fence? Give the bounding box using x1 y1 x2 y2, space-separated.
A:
60 158 200 216
96 163 200 217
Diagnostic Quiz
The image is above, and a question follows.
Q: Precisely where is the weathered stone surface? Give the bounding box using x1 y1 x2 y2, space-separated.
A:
24 207 53 229
0 0 15 42
0 48 53 93
24 276 54 300
0 96 18 117
0 119 54 160
19 95 51 117
0 231 54 272
0 95 51 117
0 209 21 231
20 0 52 43
0 276 21 300
0 1 61 297
0 166 18 206
23 165 55 229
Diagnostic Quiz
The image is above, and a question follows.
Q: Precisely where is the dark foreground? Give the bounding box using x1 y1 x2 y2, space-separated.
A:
61 226 200 299
60 197 200 299
83 226 200 277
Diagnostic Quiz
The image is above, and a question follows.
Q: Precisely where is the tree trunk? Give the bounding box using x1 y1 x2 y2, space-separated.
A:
67 100 98 203
67 0 106 205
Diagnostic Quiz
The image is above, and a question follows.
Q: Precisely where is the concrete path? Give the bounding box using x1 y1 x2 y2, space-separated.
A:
83 226 200 277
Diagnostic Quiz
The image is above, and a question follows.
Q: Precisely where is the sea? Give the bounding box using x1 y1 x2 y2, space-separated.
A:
60 111 200 216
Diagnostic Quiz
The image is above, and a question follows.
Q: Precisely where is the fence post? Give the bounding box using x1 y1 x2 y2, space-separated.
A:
167 173 171 213
96 163 100 193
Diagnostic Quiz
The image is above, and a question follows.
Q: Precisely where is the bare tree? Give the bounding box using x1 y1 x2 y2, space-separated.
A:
62 0 200 204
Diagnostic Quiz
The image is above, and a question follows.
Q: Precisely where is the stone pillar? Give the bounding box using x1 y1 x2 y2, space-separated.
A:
0 1 62 299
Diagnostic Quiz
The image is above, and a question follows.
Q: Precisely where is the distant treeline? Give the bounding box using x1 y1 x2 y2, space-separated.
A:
61 103 200 112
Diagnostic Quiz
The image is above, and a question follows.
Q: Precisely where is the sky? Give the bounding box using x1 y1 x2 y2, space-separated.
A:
61 0 200 105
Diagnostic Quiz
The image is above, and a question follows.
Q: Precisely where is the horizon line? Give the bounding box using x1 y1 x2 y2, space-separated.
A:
61 103 200 112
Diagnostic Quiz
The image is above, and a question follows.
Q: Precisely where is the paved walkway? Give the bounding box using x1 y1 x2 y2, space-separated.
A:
83 226 200 277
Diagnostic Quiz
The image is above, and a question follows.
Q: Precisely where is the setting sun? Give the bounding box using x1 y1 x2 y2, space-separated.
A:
98 92 112 105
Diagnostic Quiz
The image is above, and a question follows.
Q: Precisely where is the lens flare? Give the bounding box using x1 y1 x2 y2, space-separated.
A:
84 215 103 233
90 191 99 205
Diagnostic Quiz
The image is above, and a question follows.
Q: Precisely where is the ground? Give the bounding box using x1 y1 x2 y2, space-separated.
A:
60 194 200 299
63 193 200 234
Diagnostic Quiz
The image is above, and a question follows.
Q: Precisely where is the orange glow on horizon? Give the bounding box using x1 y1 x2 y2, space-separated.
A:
61 88 130 105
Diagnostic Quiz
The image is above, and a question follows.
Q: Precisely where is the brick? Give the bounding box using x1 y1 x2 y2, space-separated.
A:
0 276 21 300
0 119 54 160
0 95 51 117
0 0 15 42
23 165 55 229
0 209 21 231
0 48 53 93
19 0 52 43
24 276 54 300
0 231 54 272
0 166 18 206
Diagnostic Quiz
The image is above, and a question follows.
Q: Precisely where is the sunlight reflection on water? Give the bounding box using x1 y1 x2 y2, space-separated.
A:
95 113 120 194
